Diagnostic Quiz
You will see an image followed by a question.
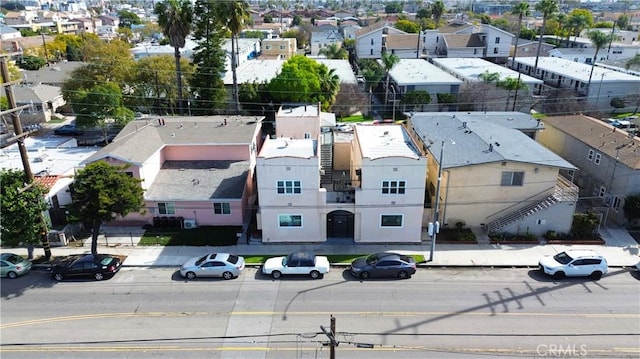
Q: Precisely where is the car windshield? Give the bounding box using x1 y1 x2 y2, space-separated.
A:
195 255 208 266
553 252 574 265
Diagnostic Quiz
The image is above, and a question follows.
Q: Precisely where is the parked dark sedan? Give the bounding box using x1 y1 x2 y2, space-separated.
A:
50 254 121 281
54 124 83 136
350 252 417 279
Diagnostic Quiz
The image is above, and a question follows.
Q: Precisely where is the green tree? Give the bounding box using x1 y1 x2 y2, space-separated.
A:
359 59 385 92
394 19 420 33
318 43 347 59
431 0 445 26
118 10 142 28
586 30 616 96
385 1 403 14
72 82 134 138
263 14 273 23
267 56 338 110
239 81 271 115
437 93 457 111
154 0 193 115
567 9 593 47
0 169 48 255
416 7 431 19
533 0 559 74
68 162 144 256
401 90 431 111
625 54 640 70
616 14 630 30
381 51 400 106
190 0 227 115
478 70 500 83
511 1 531 67
218 0 250 114
497 76 528 111
292 14 302 26
17 55 46 70
622 193 640 224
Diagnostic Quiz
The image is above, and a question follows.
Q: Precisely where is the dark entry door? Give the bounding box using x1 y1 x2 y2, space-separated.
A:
327 211 354 239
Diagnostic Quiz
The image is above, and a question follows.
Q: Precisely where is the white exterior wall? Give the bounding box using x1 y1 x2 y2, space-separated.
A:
356 30 382 59
479 26 512 59
256 155 325 242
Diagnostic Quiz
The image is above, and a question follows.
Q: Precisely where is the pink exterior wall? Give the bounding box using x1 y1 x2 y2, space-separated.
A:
163 144 249 161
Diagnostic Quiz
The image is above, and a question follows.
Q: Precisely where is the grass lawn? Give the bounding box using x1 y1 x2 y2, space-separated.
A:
139 226 242 246
337 114 373 123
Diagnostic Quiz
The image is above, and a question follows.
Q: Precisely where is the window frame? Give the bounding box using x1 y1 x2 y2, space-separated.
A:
278 214 303 228
158 202 176 215
380 214 403 227
500 171 524 186
587 149 594 161
381 180 406 194
213 202 231 215
276 180 301 194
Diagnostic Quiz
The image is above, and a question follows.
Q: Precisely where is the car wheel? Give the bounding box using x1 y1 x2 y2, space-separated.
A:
359 271 371 280
94 272 104 281
54 273 64 282
397 271 410 279
553 271 565 279
222 271 233 280
272 271 282 279
590 271 603 280
185 271 196 280
310 270 320 279
7 271 17 279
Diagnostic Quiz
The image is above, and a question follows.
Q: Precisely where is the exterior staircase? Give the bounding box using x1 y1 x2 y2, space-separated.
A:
320 143 333 185
485 177 579 234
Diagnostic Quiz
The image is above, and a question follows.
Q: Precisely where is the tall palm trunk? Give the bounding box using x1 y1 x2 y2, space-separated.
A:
231 34 240 114
174 46 184 115
533 18 547 75
511 15 523 68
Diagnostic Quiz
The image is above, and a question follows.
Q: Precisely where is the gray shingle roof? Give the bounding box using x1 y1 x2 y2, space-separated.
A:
410 113 576 170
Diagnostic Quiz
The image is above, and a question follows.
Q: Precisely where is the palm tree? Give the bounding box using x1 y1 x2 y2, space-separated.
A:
318 43 348 59
510 1 530 68
585 30 617 98
218 0 250 114
533 0 559 75
625 54 640 70
381 51 400 107
154 0 193 115
431 0 445 27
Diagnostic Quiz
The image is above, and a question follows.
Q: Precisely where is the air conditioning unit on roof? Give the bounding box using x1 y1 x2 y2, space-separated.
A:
183 219 197 229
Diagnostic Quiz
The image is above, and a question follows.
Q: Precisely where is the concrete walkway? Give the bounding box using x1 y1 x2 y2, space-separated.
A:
6 226 639 268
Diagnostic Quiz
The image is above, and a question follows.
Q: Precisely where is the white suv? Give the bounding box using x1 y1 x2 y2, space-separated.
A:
539 250 608 280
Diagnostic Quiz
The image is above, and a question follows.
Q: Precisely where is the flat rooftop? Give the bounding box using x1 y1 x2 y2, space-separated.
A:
385 59 464 86
355 124 421 160
432 57 543 84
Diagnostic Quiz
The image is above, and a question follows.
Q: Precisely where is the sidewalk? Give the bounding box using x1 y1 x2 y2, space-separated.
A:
7 226 639 268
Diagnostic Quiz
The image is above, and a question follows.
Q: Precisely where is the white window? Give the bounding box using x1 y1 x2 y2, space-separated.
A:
587 149 594 161
501 171 524 186
382 180 406 194
380 214 403 227
265 45 272 50
213 202 231 215
495 37 500 44
598 186 606 197
594 153 601 165
158 202 175 215
612 196 621 211
277 180 301 194
278 214 302 227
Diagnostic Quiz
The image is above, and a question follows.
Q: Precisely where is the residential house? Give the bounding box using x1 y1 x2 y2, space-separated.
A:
261 37 297 60
23 61 86 87
0 24 22 53
384 59 463 112
256 104 426 243
537 114 640 226
0 136 100 226
549 45 640 64
355 22 409 59
81 116 263 231
71 17 102 34
11 84 65 123
310 25 343 57
512 40 554 59
431 57 543 112
509 56 640 111
407 112 578 236
98 15 120 27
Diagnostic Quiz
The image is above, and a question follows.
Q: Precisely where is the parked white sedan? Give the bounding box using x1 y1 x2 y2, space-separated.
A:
262 252 330 279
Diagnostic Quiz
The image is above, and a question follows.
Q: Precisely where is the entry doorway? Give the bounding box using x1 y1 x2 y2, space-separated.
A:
326 210 354 239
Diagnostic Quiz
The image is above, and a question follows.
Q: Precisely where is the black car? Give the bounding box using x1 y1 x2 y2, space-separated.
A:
350 252 417 279
50 254 121 281
54 124 83 136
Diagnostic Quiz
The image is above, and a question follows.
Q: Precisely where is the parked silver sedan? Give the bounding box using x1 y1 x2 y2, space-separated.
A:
179 253 245 280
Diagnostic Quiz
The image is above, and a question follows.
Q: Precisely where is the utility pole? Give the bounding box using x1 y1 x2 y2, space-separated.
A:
1 56 52 260
320 315 337 359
